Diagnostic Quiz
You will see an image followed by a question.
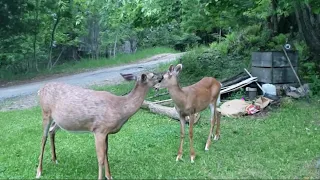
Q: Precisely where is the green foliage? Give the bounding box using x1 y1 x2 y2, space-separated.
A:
172 32 201 51
293 40 320 95
266 33 289 50
0 0 32 38
179 47 247 85
138 22 200 51
1 0 320 87
210 41 228 55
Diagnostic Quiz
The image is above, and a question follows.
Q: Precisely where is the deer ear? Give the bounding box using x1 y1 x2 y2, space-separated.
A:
141 74 147 83
120 73 137 81
168 64 174 72
174 64 182 74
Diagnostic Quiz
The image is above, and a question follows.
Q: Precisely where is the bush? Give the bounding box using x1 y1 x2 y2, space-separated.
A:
172 33 201 51
293 40 320 95
138 22 200 51
178 25 271 85
178 47 247 85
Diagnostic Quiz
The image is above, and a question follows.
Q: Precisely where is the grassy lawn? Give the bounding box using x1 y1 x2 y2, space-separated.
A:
1 81 320 179
0 47 178 84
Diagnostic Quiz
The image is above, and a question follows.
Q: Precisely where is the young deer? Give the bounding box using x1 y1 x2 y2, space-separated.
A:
36 72 163 179
155 64 221 163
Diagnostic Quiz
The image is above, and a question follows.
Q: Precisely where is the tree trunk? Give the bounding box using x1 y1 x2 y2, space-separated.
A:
294 1 320 61
93 18 99 59
33 0 40 72
87 15 100 59
271 0 279 34
113 33 118 58
47 16 61 70
141 100 180 120
52 48 65 68
141 100 201 123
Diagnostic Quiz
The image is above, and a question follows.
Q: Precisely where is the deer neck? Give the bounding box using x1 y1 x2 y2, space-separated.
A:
167 80 186 108
123 81 148 116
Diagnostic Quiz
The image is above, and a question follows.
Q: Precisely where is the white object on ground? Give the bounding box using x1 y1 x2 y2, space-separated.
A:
262 84 276 96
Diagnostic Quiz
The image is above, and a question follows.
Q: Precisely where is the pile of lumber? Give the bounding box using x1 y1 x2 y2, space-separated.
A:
221 77 257 94
220 72 258 94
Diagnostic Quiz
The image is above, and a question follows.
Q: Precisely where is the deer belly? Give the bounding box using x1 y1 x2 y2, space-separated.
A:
52 114 94 132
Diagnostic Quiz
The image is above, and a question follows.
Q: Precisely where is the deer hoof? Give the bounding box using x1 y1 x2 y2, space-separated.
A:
205 145 209 151
190 156 195 163
213 135 220 141
36 169 41 179
105 176 113 180
176 154 183 162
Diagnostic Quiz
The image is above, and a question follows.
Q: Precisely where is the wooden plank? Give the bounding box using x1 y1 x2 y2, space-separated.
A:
251 67 272 83
252 52 273 67
272 51 298 67
272 67 299 83
221 77 257 94
252 51 298 68
252 66 298 84
221 73 250 88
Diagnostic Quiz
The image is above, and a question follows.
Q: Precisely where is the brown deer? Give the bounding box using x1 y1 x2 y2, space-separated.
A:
154 64 221 163
36 72 163 179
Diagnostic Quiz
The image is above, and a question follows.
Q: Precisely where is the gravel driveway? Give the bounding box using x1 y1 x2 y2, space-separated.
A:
0 53 183 111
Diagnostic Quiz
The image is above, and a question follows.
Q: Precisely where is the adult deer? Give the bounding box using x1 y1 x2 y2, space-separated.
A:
155 64 221 163
36 72 163 179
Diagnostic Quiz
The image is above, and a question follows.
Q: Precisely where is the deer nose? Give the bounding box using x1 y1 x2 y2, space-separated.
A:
158 76 163 83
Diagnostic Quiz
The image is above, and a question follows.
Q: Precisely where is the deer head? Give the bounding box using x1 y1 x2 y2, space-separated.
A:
154 64 182 90
121 72 163 88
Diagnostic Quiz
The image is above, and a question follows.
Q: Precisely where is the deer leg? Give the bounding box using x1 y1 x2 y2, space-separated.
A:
176 114 186 161
214 110 221 141
94 132 107 180
36 112 52 179
205 103 217 151
49 122 60 164
104 135 112 180
189 114 195 163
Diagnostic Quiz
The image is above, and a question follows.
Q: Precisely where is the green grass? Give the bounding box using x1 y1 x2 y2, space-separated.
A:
0 47 178 84
1 82 320 179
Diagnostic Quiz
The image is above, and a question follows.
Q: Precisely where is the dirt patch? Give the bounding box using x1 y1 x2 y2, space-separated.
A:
295 158 320 179
0 94 39 112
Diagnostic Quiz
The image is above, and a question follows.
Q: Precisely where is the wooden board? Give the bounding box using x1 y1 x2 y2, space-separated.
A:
252 51 298 68
252 67 298 84
221 77 257 94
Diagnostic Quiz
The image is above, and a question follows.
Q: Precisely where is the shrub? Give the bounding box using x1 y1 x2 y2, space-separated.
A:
178 25 270 85
179 47 247 85
138 23 200 51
